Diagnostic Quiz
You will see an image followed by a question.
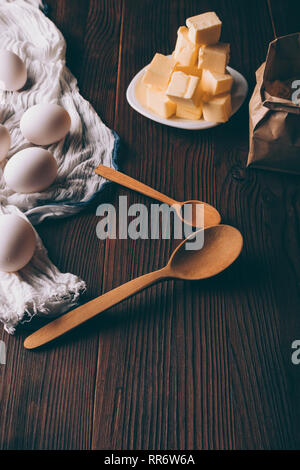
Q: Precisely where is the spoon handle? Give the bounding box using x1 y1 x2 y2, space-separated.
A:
95 165 177 206
24 268 169 350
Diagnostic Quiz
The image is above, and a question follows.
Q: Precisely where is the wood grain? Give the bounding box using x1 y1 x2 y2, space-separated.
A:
24 226 243 350
0 0 123 450
268 0 300 37
1 0 300 450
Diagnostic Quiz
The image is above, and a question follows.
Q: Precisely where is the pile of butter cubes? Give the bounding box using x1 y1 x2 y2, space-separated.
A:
142 12 233 122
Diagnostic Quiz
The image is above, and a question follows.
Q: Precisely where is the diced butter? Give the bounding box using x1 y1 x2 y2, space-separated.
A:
143 53 176 90
173 26 199 67
186 12 222 45
166 71 202 107
202 93 231 122
146 86 176 118
176 102 203 120
135 78 148 108
201 69 233 95
174 64 202 78
198 43 230 74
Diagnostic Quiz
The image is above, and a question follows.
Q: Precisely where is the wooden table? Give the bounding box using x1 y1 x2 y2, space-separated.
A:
0 0 299 450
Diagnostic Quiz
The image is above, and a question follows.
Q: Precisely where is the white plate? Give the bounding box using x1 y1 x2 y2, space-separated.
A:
126 63 248 130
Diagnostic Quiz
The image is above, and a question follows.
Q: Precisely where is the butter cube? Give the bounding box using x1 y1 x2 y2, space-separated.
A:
166 71 202 107
173 26 199 67
176 102 203 120
202 93 231 122
198 43 230 74
201 69 233 95
143 53 176 90
174 64 202 78
186 12 222 45
146 86 176 118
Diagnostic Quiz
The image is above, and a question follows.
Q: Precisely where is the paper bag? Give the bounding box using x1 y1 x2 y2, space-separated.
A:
247 33 300 174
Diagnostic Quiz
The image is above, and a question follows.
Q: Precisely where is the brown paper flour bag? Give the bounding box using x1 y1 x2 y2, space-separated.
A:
247 33 300 174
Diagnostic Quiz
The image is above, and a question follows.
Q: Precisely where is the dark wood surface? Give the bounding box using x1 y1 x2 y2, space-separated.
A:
0 0 300 450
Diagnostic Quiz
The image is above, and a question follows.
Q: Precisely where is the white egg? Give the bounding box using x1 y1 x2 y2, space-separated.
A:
4 147 58 193
20 103 71 145
0 124 11 161
0 50 27 92
0 214 36 272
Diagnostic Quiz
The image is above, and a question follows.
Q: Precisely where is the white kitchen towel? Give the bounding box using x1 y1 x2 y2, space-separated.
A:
0 0 119 333
0 205 86 334
0 0 119 225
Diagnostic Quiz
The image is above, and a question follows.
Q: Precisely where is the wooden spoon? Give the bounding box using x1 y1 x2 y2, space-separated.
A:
24 225 243 350
95 165 221 228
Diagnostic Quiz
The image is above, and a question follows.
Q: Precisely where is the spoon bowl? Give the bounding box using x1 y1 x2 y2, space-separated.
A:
177 200 221 228
168 225 243 280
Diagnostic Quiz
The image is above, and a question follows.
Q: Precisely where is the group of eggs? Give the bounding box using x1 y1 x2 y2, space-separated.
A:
0 50 72 273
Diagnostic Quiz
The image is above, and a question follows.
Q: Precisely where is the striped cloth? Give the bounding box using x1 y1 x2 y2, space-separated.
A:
0 0 119 333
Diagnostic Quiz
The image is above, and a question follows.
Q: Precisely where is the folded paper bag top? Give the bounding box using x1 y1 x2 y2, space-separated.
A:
247 33 300 174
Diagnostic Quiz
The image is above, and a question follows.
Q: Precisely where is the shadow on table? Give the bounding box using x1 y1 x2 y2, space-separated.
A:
17 250 273 351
